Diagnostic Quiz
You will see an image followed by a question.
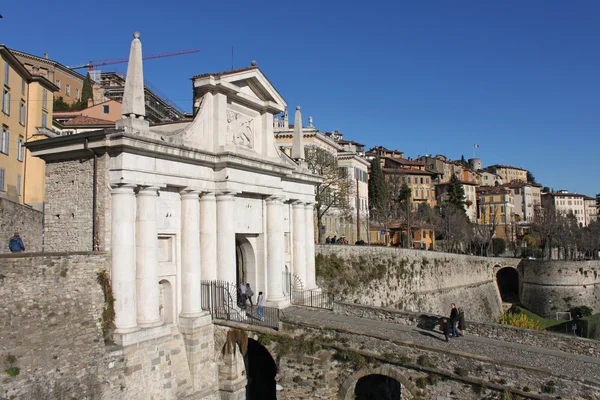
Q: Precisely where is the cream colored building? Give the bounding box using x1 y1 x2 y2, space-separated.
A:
0 46 58 209
542 190 595 227
274 117 370 243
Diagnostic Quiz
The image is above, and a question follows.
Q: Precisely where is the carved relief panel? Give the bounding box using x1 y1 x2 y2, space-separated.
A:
226 108 255 149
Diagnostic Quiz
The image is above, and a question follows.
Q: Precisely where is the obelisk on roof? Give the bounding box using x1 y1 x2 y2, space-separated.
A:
291 106 304 161
116 32 149 134
122 32 145 118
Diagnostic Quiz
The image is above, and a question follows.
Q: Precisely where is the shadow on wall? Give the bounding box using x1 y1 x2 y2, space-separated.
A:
355 374 401 400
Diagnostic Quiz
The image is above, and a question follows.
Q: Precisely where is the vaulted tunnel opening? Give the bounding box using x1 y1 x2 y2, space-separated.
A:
245 338 276 400
354 374 402 400
496 267 520 303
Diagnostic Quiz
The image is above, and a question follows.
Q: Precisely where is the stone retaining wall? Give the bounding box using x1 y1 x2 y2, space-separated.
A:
316 245 517 321
333 301 600 358
0 197 42 254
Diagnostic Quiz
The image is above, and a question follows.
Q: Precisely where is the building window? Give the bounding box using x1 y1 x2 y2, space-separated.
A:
4 61 8 86
55 79 61 88
2 89 10 115
65 84 71 96
42 89 48 110
103 105 109 114
19 100 25 125
75 88 80 100
0 168 5 191
21 78 25 95
17 136 24 161
41 112 47 128
1 126 9 155
16 174 21 195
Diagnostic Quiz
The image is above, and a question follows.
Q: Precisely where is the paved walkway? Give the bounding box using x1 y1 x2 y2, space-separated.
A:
283 306 600 384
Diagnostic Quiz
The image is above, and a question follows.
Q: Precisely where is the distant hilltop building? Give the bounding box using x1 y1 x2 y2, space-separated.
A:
542 190 597 227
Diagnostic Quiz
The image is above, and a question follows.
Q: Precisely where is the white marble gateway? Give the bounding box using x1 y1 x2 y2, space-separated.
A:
29 32 321 336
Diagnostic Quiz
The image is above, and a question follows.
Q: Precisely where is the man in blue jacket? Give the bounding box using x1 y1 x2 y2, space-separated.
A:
9 232 25 253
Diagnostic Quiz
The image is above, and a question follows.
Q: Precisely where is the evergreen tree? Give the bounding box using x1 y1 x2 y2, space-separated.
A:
52 96 70 112
368 157 389 222
447 174 466 210
460 155 469 168
526 170 537 184
71 73 94 111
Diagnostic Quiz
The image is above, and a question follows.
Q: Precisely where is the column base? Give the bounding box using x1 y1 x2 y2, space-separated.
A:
266 296 290 309
138 319 163 329
178 311 213 328
114 324 172 346
114 325 140 335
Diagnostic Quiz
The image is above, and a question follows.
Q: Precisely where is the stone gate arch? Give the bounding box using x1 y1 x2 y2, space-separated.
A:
235 234 257 287
339 365 417 399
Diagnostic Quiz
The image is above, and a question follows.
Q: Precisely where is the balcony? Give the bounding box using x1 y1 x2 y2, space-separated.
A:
35 126 59 138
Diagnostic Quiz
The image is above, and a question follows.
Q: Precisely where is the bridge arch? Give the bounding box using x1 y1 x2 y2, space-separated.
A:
339 365 417 399
496 267 520 303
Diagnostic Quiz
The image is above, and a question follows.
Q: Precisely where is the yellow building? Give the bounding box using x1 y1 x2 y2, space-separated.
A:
477 186 515 240
381 157 436 208
485 164 528 183
0 46 59 209
11 49 85 106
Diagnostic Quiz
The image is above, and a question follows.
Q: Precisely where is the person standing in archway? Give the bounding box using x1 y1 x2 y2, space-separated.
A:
246 283 254 308
239 282 247 309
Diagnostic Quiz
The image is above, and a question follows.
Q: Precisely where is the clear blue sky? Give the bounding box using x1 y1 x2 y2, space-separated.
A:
2 1 599 196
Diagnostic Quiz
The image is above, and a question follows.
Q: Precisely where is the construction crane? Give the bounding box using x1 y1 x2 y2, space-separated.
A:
68 49 200 71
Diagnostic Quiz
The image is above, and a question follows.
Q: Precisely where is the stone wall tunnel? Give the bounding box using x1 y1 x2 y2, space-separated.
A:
339 366 416 399
245 338 277 400
496 267 520 303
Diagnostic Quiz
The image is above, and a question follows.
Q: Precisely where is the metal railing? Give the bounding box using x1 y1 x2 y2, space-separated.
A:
283 271 335 310
201 280 282 330
291 288 334 310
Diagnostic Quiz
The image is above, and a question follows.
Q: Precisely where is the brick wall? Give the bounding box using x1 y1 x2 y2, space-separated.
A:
0 198 43 254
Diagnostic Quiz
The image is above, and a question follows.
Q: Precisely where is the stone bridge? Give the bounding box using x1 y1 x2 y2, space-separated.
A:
214 303 600 399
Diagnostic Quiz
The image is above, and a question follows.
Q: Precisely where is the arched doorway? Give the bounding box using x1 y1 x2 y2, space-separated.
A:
244 338 276 400
235 235 257 288
496 267 519 302
355 374 401 399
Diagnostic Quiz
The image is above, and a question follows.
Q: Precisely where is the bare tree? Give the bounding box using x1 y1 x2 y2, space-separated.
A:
477 205 501 257
436 203 470 253
531 206 559 260
305 146 353 243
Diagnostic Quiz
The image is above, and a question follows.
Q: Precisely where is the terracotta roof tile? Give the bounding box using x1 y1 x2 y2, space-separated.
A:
64 115 114 126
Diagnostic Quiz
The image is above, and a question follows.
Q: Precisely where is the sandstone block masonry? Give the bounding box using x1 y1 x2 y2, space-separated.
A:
316 245 519 321
0 197 42 254
44 154 111 253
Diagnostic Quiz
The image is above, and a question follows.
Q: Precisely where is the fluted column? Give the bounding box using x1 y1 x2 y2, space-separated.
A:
292 201 307 286
135 186 161 327
180 190 203 317
304 202 317 290
111 184 139 333
200 192 218 281
216 192 236 283
266 196 286 303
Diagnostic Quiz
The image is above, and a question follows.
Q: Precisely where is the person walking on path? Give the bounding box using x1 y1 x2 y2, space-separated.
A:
441 318 450 342
449 303 460 337
9 232 25 253
246 283 254 308
239 282 247 308
257 291 266 320
458 308 466 336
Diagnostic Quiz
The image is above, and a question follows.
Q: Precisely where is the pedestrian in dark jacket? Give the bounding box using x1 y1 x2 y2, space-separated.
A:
449 303 459 337
9 232 25 253
458 308 466 336
441 318 450 342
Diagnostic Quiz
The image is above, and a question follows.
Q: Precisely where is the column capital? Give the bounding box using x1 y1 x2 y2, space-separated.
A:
266 195 285 204
180 190 201 200
304 201 316 208
216 191 237 201
200 191 216 200
111 183 138 193
137 186 160 196
291 200 305 208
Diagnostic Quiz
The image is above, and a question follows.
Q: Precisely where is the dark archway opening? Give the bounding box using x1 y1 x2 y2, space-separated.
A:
496 268 520 302
245 338 276 400
355 374 402 400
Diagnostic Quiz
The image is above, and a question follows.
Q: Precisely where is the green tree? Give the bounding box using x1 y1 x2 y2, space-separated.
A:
305 146 352 243
396 183 413 248
526 170 537 184
447 174 466 210
542 186 550 193
52 96 70 112
459 155 469 168
70 73 94 111
492 238 506 256
368 157 390 225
